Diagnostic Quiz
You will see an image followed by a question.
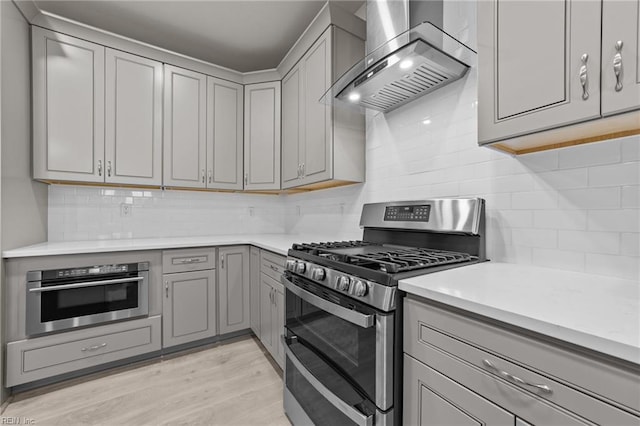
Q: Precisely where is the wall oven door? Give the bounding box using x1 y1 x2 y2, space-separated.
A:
26 263 149 336
282 273 394 426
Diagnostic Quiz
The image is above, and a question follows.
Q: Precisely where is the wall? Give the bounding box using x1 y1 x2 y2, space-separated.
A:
1 0 48 405
48 186 286 241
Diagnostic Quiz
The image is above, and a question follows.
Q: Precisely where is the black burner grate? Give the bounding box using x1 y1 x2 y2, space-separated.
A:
347 248 475 273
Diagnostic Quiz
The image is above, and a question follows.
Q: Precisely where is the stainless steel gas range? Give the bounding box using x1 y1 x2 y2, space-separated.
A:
282 198 486 426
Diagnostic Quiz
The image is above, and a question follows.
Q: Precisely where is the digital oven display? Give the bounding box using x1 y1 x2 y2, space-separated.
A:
384 205 431 222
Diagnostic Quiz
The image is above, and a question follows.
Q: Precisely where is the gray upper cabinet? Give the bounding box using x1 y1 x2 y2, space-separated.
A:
206 76 244 190
478 0 602 146
281 26 365 190
218 246 251 334
163 64 207 189
32 27 105 183
601 0 640 116
244 82 281 191
105 49 163 186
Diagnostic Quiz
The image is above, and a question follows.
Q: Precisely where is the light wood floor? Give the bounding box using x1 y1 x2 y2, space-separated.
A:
3 336 291 425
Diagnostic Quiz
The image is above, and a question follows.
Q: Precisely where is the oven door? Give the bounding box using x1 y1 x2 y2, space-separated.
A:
26 271 149 336
282 273 394 424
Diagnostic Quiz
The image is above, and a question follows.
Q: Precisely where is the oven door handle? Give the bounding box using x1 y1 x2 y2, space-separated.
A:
28 277 144 293
282 276 374 328
282 336 373 426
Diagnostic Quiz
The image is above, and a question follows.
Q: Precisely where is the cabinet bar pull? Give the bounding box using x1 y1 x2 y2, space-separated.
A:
98 160 102 177
220 255 225 269
482 359 552 394
107 161 112 177
208 169 212 184
81 343 107 352
297 164 301 178
579 53 589 100
614 40 623 92
165 281 169 298
202 169 205 183
302 163 305 178
244 173 248 186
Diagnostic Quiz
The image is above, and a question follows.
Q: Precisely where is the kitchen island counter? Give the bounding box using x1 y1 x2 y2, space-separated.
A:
399 262 639 365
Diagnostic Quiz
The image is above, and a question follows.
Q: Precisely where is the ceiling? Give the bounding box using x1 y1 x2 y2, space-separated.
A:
31 0 365 72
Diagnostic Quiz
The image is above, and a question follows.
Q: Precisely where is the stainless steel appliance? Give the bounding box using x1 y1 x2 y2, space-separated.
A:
283 198 486 426
26 262 150 336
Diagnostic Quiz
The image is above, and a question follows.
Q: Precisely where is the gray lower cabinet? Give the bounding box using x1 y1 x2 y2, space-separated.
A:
249 246 261 335
259 250 286 369
162 269 217 348
403 296 640 425
6 316 161 387
218 246 251 334
161 248 217 348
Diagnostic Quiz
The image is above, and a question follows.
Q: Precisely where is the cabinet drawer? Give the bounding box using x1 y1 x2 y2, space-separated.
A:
261 251 285 282
404 298 640 424
162 248 215 273
6 316 161 387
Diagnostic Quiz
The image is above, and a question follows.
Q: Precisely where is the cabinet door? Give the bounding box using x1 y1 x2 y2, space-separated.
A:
218 246 250 334
244 82 281 190
105 49 163 186
478 0 602 144
404 355 515 426
249 247 261 336
272 284 285 369
300 29 332 186
259 277 274 354
162 270 216 348
32 27 105 183
601 0 640 116
281 66 303 189
163 65 207 188
206 76 244 190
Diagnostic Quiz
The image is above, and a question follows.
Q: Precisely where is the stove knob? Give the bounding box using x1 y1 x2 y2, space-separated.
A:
311 267 326 281
353 280 369 297
295 262 307 274
337 276 351 292
285 260 297 271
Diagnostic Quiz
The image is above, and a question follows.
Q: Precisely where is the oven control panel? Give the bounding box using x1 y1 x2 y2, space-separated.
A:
384 204 430 222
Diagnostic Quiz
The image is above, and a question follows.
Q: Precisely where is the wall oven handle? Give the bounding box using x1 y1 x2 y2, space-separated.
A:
28 276 144 293
282 336 373 426
282 276 374 328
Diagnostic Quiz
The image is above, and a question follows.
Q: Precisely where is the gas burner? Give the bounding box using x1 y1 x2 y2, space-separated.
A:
347 248 476 273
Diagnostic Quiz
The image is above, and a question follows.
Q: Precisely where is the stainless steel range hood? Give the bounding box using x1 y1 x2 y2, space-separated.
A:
322 1 476 113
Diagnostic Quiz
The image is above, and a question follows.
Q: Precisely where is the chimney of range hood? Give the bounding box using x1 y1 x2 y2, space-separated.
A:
321 0 476 113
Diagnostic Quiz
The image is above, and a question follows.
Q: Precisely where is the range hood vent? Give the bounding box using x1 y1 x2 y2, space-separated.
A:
322 21 476 113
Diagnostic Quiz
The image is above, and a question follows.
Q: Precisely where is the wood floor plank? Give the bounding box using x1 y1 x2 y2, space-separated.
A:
3 336 290 426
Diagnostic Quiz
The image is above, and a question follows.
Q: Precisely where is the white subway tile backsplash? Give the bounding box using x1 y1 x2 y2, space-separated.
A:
621 233 640 256
558 187 620 210
621 186 639 208
621 137 640 161
557 140 621 169
494 210 533 228
533 210 587 230
558 230 620 255
585 253 639 280
532 169 588 190
512 228 557 249
588 162 639 187
511 191 558 210
532 248 585 272
588 209 640 233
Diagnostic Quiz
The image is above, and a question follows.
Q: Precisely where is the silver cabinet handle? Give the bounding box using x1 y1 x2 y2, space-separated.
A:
283 338 373 426
208 169 212 184
302 163 305 178
482 359 552 394
297 164 302 178
244 173 248 186
174 257 205 265
97 160 102 176
81 343 107 352
614 40 623 92
282 276 374 328
165 281 169 298
579 53 589 101
220 255 225 269
269 264 278 272
202 169 205 183
29 276 144 293
107 161 112 177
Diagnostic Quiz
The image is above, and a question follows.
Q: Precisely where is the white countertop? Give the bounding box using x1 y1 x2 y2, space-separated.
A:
1 234 343 258
399 262 640 365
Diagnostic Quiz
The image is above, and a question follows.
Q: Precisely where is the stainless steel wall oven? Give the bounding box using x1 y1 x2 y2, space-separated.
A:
26 262 149 336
